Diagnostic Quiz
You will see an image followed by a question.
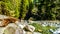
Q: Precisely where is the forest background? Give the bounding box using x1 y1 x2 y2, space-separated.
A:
0 0 60 20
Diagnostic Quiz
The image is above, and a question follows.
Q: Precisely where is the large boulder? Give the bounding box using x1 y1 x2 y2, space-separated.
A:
3 23 26 34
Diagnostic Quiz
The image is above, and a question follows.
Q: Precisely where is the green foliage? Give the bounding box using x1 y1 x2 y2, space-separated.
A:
0 1 10 15
0 0 21 18
29 23 43 32
29 23 57 34
0 0 60 20
20 0 29 19
29 0 60 20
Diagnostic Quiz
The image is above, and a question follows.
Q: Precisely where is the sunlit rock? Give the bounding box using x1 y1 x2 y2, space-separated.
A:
15 21 26 29
3 23 26 34
24 25 35 32
3 27 15 34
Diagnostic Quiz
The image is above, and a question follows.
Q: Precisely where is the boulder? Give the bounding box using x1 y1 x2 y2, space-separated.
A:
3 27 15 34
3 23 26 34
